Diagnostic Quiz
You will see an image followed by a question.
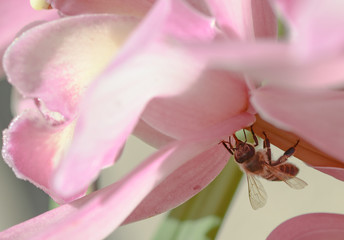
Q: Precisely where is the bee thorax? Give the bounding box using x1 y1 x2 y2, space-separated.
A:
242 154 264 173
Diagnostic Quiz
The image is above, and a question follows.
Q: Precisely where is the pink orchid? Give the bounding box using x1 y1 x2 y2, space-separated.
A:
0 0 58 77
1 0 344 240
0 0 274 239
267 213 344 240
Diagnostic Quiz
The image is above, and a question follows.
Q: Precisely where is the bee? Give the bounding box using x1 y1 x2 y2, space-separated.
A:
221 127 307 210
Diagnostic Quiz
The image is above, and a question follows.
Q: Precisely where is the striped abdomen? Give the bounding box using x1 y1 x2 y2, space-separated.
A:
263 163 299 181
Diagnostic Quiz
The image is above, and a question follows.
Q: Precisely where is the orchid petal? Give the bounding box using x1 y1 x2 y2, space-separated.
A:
0 0 58 76
205 0 277 39
0 113 254 240
50 0 154 17
133 120 175 149
141 69 249 139
251 86 344 163
52 0 218 198
268 0 344 88
273 0 344 53
253 115 344 169
249 0 277 39
313 166 344 182
4 14 139 119
184 0 211 15
1 110 84 203
10 89 36 116
188 1 344 89
123 144 228 224
51 0 212 17
267 213 344 240
189 39 344 89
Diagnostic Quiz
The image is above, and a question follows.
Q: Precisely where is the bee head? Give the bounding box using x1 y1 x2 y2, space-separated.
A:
234 142 255 163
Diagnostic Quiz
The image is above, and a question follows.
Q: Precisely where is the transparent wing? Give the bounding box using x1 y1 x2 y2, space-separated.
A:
266 165 308 190
284 176 308 189
247 174 267 210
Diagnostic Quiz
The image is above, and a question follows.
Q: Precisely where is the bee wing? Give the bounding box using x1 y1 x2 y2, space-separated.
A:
266 165 308 190
247 174 267 210
283 176 308 189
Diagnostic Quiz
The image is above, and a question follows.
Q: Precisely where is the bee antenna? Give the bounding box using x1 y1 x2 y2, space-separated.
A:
294 139 300 148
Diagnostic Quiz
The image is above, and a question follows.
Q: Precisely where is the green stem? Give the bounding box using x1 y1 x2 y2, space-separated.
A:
153 158 243 240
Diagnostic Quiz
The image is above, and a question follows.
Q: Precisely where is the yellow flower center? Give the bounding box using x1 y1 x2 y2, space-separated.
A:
30 0 51 10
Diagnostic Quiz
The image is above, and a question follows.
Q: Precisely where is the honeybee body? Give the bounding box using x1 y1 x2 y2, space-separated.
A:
221 128 307 210
240 150 299 181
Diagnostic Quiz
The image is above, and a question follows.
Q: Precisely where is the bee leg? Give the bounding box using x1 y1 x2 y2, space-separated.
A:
262 131 272 165
229 135 236 149
272 140 300 166
250 126 259 147
232 133 241 143
243 129 248 143
220 136 236 155
220 140 234 155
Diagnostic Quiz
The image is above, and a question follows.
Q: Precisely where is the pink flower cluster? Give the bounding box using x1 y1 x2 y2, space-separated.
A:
1 0 344 239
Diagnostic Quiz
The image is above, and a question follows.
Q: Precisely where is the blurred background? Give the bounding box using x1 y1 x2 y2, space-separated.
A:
1 78 344 239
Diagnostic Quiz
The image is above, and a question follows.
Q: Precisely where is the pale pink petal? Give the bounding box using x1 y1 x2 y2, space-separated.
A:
189 0 344 89
133 120 175 148
50 0 209 17
0 113 254 240
171 1 344 89
254 54 344 89
52 0 218 198
50 0 154 17
267 213 344 240
123 144 229 224
0 1 58 76
269 0 299 26
185 0 211 15
118 0 216 50
141 69 249 139
10 89 36 115
251 86 344 163
273 0 344 53
189 40 344 89
2 110 85 203
205 0 277 39
190 41 287 69
314 166 344 182
4 14 139 119
267 0 344 88
250 0 277 39
253 115 344 169
51 0 212 17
